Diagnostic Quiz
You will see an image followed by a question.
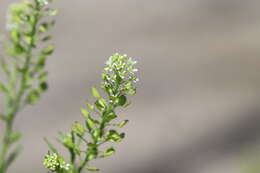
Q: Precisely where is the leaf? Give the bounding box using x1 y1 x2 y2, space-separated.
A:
86 103 95 111
39 82 48 92
10 30 20 44
0 114 7 121
91 87 101 99
38 0 50 6
36 56 46 69
118 120 129 128
81 108 99 131
44 138 59 154
5 145 22 170
38 71 48 82
116 95 127 106
72 121 86 136
24 35 33 45
26 90 40 104
62 135 74 149
128 88 136 95
87 152 97 161
103 111 117 122
0 83 8 93
95 98 106 111
86 118 95 131
41 35 52 42
92 129 101 141
116 75 122 84
39 22 53 33
42 45 54 55
10 131 21 144
125 82 132 90
102 147 115 157
86 145 98 161
49 8 58 16
123 101 132 108
106 130 125 142
86 167 100 171
14 44 25 54
29 15 36 25
80 107 89 118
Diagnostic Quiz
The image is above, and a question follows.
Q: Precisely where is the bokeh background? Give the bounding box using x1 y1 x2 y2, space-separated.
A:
1 0 260 173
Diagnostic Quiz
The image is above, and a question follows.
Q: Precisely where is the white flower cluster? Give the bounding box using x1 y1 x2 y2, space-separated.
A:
39 0 49 5
43 153 70 171
105 53 138 80
6 2 29 30
102 53 139 96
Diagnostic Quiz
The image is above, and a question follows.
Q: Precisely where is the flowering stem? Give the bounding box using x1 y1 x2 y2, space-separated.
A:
44 53 139 173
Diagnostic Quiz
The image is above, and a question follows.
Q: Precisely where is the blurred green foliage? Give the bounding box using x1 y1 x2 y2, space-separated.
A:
0 0 57 172
241 148 260 173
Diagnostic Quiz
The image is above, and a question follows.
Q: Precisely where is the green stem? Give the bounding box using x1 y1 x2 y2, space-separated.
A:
70 132 76 165
0 121 12 173
77 155 89 173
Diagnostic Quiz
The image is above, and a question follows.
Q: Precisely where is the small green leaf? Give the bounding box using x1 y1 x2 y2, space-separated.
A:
42 45 54 55
5 145 22 170
106 130 125 142
128 88 136 95
41 35 52 42
95 98 106 111
10 131 21 143
81 108 89 118
91 87 101 99
24 35 33 45
125 82 132 90
0 114 7 121
14 44 25 54
38 72 48 82
62 135 74 149
49 8 58 16
86 103 95 111
0 83 8 93
29 15 36 25
44 138 59 154
38 0 50 6
92 129 101 142
116 95 127 106
86 167 100 171
26 90 40 104
103 111 117 122
123 101 132 108
87 146 98 161
39 82 48 92
36 56 46 69
86 117 95 131
118 120 129 128
72 121 86 136
102 147 115 157
10 30 20 43
87 143 97 148
39 22 52 33
6 45 23 56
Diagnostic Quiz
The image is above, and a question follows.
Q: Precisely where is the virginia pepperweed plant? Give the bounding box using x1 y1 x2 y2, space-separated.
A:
0 0 57 172
43 53 139 173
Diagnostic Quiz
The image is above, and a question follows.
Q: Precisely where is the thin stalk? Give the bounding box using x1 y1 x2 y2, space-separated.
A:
77 153 89 173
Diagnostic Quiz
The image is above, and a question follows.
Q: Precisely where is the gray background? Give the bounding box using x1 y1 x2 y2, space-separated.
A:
1 0 260 173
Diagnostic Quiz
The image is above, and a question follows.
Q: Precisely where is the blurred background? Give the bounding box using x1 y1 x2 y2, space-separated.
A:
1 0 260 173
